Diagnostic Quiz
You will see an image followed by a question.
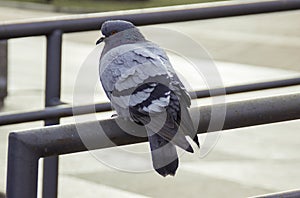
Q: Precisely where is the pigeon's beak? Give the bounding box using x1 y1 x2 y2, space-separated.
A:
96 37 105 45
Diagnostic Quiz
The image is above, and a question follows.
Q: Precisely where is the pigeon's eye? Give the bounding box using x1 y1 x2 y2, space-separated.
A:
111 30 117 35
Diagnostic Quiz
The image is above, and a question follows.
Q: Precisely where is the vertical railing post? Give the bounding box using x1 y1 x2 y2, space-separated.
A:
6 133 40 198
43 30 62 198
0 40 8 108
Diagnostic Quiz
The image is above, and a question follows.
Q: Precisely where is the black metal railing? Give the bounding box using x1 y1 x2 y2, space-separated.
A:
1 76 300 126
7 92 300 198
0 40 7 107
1 0 300 198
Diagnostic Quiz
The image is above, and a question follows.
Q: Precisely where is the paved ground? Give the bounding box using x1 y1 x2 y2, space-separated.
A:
0 5 300 198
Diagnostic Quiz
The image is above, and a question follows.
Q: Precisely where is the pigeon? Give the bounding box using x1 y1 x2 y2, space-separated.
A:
96 20 199 177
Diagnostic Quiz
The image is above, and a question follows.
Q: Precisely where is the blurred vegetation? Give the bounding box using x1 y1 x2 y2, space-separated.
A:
5 0 228 12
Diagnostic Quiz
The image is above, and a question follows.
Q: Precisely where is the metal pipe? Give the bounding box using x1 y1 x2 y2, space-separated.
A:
0 103 112 126
6 133 40 198
10 92 300 155
0 40 8 107
195 77 300 98
6 92 300 198
1 0 300 39
43 30 63 198
1 77 300 126
45 30 62 107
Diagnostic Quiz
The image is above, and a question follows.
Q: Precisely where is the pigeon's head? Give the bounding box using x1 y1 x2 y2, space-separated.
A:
96 20 136 45
101 20 135 37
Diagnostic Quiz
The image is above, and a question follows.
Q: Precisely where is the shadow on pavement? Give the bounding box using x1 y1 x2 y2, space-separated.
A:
0 192 5 198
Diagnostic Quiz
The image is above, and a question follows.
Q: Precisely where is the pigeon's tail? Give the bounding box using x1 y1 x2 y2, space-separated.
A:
146 108 192 176
147 131 179 177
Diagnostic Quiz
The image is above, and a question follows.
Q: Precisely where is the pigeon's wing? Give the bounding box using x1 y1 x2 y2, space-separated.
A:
99 45 169 117
146 44 199 147
99 44 194 151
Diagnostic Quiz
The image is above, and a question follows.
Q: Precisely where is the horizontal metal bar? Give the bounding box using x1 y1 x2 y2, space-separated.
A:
0 103 112 126
195 77 300 98
252 189 300 198
7 91 300 198
1 77 300 126
1 0 300 39
8 91 300 157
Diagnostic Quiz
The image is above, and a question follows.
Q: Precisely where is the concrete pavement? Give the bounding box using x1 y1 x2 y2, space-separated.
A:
0 5 300 198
